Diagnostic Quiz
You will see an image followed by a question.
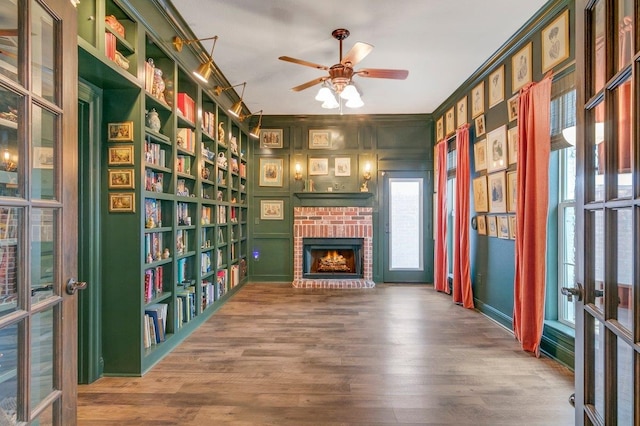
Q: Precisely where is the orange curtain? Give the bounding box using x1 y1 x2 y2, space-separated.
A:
453 124 473 308
434 141 449 293
513 74 552 355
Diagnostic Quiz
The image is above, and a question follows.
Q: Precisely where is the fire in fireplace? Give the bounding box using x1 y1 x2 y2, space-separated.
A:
303 238 363 279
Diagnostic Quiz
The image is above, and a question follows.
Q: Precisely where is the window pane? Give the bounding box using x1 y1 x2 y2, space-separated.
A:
593 0 606 93
31 309 55 409
31 208 56 303
389 178 423 270
617 0 633 71
616 208 632 330
31 106 56 200
593 102 605 202
0 322 18 423
561 147 576 201
593 320 605 419
0 207 21 317
560 205 576 324
617 339 633 424
0 86 21 198
31 1 56 103
615 80 632 198
594 210 605 312
0 1 19 82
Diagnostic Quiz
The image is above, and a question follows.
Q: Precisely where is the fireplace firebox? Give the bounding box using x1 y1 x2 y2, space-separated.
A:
303 238 364 279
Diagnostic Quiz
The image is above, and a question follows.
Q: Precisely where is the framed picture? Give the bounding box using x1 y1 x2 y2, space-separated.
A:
108 145 134 166
512 43 532 93
457 97 467 127
542 10 570 73
334 157 351 177
508 126 518 165
108 168 135 189
260 200 284 220
507 94 519 122
473 176 489 213
477 215 487 235
474 114 486 137
309 158 329 175
445 106 455 136
497 215 510 239
33 146 54 169
259 158 283 187
507 170 517 213
109 193 135 213
474 139 487 171
488 65 504 108
488 171 507 213
471 81 484 118
309 129 331 149
508 215 517 240
260 129 283 148
487 215 498 237
436 116 444 141
107 121 134 142
486 125 507 173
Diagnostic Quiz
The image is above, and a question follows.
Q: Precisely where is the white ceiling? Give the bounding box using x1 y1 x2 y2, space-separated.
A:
171 0 549 116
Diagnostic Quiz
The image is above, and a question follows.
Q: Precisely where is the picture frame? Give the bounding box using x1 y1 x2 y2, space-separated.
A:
508 215 517 240
474 114 486 137
472 176 489 213
33 146 54 169
487 215 498 237
507 94 519 122
488 171 507 213
457 97 467 127
497 215 510 239
445 106 455 136
512 42 532 93
488 65 504 108
108 168 135 189
486 125 508 173
309 129 331 149
508 126 518 165
309 157 329 175
473 139 487 171
334 157 351 177
107 121 134 142
260 200 284 220
542 10 570 73
108 145 134 166
471 81 484 118
477 215 487 235
507 170 517 213
436 116 444 141
259 158 283 187
260 129 283 148
108 192 135 213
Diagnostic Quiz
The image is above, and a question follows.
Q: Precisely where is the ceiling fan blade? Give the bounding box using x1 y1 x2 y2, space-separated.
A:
291 77 327 92
279 56 328 71
341 42 373 66
356 68 409 80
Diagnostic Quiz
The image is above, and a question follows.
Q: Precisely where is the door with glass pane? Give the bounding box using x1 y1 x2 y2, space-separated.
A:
573 0 637 424
382 171 430 282
0 0 79 423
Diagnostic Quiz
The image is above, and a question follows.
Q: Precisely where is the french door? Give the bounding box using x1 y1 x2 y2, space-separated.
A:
0 0 79 424
574 0 638 424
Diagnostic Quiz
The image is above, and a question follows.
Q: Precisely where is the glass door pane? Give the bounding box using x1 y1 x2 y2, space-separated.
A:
0 85 22 198
389 178 423 270
0 207 21 317
0 1 19 82
31 1 56 103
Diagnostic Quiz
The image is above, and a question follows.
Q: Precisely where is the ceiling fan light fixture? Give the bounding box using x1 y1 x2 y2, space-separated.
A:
321 96 339 109
315 86 333 102
340 84 359 100
345 94 364 108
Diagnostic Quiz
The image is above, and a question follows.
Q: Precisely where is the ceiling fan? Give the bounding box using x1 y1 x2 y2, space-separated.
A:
279 28 409 97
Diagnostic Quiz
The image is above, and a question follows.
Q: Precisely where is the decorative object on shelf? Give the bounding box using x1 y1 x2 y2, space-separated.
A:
105 15 125 37
361 161 372 192
172 35 219 83
114 51 130 70
217 122 225 142
201 166 211 180
163 248 170 259
305 179 315 192
107 121 134 142
216 190 223 201
230 136 238 155
146 108 161 132
216 152 227 169
149 59 167 104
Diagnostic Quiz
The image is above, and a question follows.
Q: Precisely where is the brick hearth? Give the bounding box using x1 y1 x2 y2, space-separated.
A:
292 207 375 288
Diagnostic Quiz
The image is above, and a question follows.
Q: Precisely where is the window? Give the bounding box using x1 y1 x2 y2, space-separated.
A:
558 146 576 326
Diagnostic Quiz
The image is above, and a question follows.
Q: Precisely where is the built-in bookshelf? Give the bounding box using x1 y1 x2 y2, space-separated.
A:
77 0 250 376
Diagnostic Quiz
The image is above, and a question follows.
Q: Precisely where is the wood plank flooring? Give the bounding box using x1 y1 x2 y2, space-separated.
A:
78 283 575 425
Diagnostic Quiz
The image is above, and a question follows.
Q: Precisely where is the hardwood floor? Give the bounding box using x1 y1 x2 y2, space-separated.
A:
78 283 575 425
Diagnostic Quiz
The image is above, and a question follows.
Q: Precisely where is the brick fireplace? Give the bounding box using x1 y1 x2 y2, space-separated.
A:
293 206 374 288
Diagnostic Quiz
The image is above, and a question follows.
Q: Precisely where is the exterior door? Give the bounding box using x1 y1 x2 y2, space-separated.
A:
0 0 79 424
382 171 430 282
573 1 637 424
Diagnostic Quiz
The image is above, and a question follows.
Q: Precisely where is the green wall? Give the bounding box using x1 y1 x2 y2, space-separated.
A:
248 114 432 283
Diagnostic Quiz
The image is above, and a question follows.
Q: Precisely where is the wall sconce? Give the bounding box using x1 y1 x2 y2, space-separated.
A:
172 35 219 83
294 162 302 180
213 82 247 118
239 110 263 139
361 161 372 192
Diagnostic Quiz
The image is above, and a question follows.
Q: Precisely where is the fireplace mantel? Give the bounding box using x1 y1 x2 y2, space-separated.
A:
293 192 373 207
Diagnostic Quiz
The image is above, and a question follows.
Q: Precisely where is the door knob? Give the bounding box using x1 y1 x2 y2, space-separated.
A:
561 282 583 302
66 278 87 295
